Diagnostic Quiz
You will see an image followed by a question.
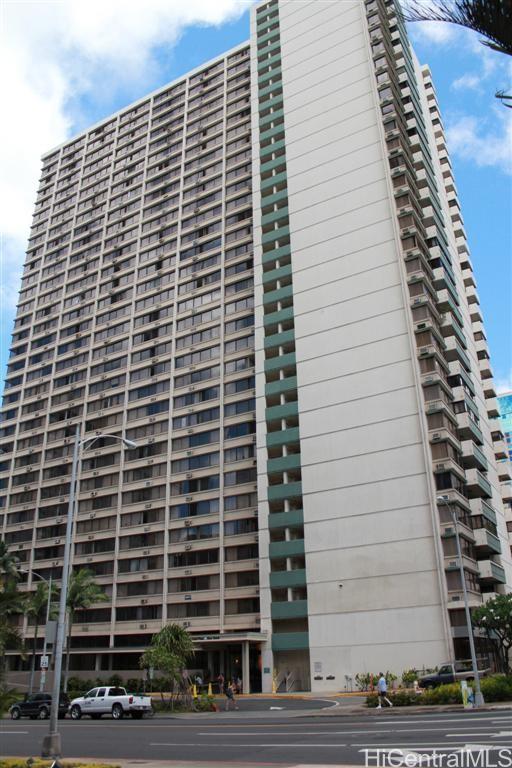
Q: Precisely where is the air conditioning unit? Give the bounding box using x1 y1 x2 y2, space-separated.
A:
185 544 192 550
139 623 147 630
141 599 148 605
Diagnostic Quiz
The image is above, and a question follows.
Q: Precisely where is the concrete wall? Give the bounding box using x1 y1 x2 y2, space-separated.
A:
277 0 451 690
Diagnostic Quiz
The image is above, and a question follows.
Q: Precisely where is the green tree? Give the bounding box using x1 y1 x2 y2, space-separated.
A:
26 580 57 694
139 624 194 706
401 0 512 56
0 547 25 715
64 569 107 691
473 593 512 674
0 541 20 588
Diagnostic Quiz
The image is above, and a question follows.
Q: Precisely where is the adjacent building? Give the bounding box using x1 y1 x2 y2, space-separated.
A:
1 0 510 693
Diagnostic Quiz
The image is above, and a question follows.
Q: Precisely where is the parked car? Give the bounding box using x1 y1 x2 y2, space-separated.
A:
10 692 70 720
69 686 152 720
419 662 490 689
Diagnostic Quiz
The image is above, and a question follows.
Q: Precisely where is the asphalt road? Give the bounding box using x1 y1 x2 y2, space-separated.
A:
2 710 512 765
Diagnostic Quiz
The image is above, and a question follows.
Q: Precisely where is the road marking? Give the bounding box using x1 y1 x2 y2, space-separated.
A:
200 726 497 736
352 741 512 748
150 742 347 747
0 731 29 735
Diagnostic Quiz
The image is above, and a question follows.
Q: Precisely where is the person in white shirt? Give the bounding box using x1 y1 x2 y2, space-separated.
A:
376 673 393 709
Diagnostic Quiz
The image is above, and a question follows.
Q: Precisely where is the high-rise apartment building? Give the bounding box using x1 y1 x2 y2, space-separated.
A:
498 392 512 463
1 0 510 693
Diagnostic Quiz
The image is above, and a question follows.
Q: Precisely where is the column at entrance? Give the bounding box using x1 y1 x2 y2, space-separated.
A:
242 641 250 694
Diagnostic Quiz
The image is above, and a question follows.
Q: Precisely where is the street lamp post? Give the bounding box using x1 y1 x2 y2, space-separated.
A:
41 426 136 759
437 495 484 707
20 569 52 695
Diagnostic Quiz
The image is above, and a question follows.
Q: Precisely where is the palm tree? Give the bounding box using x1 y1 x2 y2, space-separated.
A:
0 541 21 588
401 0 512 56
0 580 26 695
64 569 107 691
26 581 57 694
139 624 195 707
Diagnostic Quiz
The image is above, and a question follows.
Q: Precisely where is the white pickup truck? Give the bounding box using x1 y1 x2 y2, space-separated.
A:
69 686 152 720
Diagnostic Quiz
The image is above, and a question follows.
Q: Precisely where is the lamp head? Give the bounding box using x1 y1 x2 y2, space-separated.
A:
122 438 137 449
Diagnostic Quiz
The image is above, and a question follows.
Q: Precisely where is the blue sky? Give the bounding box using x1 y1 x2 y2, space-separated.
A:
1 2 511 395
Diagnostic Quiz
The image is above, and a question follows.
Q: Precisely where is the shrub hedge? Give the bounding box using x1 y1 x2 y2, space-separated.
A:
366 675 512 707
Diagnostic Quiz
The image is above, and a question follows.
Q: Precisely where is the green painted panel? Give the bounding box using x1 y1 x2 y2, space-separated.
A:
260 170 287 190
258 92 283 115
261 202 288 225
260 123 285 143
269 539 305 558
272 631 309 651
265 376 298 396
257 28 280 45
266 426 300 448
260 155 286 176
259 107 284 128
267 453 301 474
267 480 302 502
263 328 295 351
263 350 295 372
265 400 298 422
257 41 282 63
259 79 283 100
480 500 497 525
268 508 304 530
269 568 306 588
262 264 292 286
260 187 287 207
263 305 294 326
271 600 308 620
261 225 290 245
263 283 293 305
258 66 282 87
257 52 282 73
262 243 291 266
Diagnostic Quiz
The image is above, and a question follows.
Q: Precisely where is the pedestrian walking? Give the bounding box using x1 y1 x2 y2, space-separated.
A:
217 672 225 695
225 681 238 711
376 673 393 708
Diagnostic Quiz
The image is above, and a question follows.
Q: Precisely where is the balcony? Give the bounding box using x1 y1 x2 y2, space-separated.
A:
469 498 497 526
272 631 309 651
456 413 483 445
267 481 302 502
444 336 471 371
497 461 512 483
269 538 305 559
493 438 508 460
271 599 308 620
269 568 306 589
268 509 304 530
478 559 506 584
473 527 501 556
486 397 499 418
478 356 493 379
501 480 512 502
460 440 488 472
465 468 492 499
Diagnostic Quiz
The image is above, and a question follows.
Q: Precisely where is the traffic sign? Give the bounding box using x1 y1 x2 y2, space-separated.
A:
40 655 49 669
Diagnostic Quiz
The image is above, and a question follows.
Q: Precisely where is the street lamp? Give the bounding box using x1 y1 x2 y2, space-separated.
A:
437 495 484 706
41 427 136 759
19 569 53 695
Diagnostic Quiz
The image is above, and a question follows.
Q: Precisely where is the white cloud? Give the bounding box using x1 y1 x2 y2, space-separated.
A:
451 73 483 92
408 20 457 46
446 109 512 174
495 371 512 397
0 0 251 246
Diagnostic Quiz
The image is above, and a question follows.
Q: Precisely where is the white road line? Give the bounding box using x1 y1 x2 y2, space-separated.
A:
352 741 512 748
150 742 347 747
0 731 29 735
199 726 498 736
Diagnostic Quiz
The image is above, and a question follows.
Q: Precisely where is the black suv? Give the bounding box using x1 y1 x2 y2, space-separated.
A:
10 692 70 720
